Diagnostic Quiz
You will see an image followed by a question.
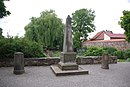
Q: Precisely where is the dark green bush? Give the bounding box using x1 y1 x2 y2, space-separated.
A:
123 49 130 59
81 46 130 60
83 46 104 56
83 46 117 56
114 50 124 59
102 47 117 56
0 37 45 59
126 58 130 62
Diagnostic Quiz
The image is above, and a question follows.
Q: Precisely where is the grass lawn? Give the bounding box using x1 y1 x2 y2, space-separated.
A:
117 59 126 62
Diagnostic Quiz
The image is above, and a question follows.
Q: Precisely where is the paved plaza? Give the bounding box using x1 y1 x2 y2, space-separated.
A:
0 62 130 87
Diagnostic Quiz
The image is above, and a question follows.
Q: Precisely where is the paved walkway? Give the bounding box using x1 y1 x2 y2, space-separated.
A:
0 62 130 87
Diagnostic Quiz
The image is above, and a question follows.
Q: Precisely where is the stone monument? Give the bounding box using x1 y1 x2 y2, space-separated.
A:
58 15 78 70
13 52 25 75
101 53 109 69
51 15 88 76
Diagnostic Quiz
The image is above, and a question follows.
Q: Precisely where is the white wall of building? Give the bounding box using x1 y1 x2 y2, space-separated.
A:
104 33 110 40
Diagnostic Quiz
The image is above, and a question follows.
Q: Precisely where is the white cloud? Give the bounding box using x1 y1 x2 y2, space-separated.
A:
0 0 130 37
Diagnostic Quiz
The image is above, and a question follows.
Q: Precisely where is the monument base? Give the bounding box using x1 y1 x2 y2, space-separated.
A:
51 65 89 76
58 62 78 70
101 63 109 69
101 66 109 69
13 70 25 75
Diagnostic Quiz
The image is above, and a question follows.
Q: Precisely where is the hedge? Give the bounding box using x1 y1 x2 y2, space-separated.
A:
0 37 45 59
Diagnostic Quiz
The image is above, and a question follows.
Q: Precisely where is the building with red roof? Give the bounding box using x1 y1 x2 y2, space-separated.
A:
90 30 125 40
83 30 130 50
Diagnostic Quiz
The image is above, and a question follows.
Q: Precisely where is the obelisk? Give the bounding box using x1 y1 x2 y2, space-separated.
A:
63 15 73 52
51 15 88 76
58 15 78 70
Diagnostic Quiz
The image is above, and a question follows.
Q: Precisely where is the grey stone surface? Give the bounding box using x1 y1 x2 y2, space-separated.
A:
0 62 130 87
60 52 76 63
58 52 78 70
63 15 73 52
51 65 88 76
13 52 25 75
58 62 78 70
101 54 109 69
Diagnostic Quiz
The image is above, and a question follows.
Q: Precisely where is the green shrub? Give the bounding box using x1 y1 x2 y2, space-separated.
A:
114 50 124 59
102 47 117 56
83 46 117 56
0 37 45 59
83 46 104 56
117 59 126 62
126 58 130 62
123 49 130 59
52 51 61 57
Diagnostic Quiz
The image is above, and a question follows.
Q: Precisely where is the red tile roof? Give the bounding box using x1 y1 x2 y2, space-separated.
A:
90 30 125 40
90 31 104 40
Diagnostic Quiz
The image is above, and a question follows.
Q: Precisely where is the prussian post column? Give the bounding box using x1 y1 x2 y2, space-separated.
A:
13 52 25 75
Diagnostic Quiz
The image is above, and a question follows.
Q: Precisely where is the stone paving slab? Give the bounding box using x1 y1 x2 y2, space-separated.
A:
0 62 130 87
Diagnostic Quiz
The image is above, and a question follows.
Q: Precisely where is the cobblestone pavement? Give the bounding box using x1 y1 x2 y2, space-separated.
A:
0 62 130 87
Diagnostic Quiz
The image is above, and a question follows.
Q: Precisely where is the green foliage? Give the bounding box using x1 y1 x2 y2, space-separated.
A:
114 49 130 59
0 28 4 39
119 10 130 42
52 51 61 57
82 46 130 60
117 59 126 62
83 46 117 56
72 8 96 48
0 37 45 59
25 10 64 50
83 47 100 56
84 47 104 56
0 0 10 18
73 32 81 48
123 49 130 59
114 50 124 59
126 58 130 62
102 47 117 56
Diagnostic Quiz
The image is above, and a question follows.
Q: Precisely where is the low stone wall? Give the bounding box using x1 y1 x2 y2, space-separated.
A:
0 57 60 67
25 57 60 66
0 56 117 67
76 56 117 65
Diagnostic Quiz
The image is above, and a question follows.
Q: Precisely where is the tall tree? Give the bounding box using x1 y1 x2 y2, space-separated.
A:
119 10 130 42
0 28 4 38
0 0 10 18
72 8 96 48
0 0 10 37
25 10 64 50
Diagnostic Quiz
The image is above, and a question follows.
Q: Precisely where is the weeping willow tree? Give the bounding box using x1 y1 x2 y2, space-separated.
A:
24 10 64 50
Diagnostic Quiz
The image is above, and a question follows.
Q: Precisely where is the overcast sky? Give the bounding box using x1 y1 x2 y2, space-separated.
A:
0 0 130 38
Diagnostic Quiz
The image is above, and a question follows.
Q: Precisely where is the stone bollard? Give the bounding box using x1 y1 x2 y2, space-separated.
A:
13 52 25 75
101 53 109 69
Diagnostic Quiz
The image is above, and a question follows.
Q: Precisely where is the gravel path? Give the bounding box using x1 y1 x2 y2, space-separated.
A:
0 62 130 87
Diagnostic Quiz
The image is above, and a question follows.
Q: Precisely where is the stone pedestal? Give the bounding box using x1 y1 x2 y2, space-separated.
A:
13 52 25 75
58 52 78 70
51 51 89 76
101 53 109 69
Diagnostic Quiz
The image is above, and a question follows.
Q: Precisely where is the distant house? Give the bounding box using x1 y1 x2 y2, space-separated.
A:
83 30 130 50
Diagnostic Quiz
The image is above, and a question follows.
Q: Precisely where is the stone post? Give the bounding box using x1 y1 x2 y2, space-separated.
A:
101 53 109 69
13 52 25 75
